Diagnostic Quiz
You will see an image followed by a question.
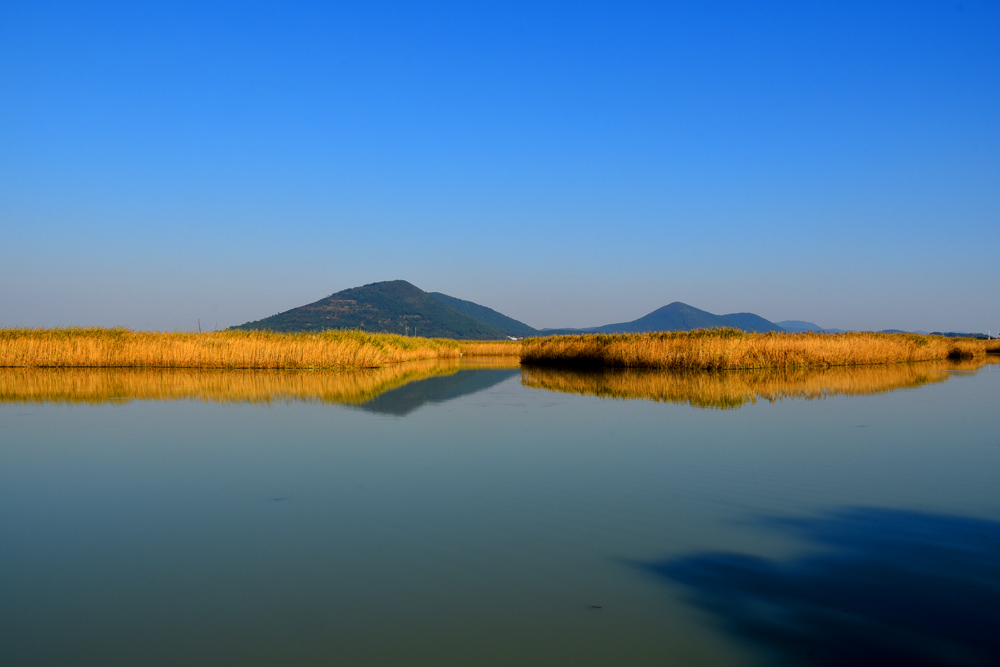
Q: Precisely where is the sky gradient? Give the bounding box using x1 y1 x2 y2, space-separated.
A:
3 1 998 333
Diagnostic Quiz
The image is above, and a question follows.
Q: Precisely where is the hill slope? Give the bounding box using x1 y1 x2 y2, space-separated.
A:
429 292 538 337
718 311 785 333
234 280 513 339
776 320 826 333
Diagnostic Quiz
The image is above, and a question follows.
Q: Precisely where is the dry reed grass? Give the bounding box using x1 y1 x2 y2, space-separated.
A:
454 339 522 357
521 329 988 370
0 358 466 405
521 357 997 410
0 328 462 369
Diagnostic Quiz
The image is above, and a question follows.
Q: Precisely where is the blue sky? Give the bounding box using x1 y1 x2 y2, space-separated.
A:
2 1 998 333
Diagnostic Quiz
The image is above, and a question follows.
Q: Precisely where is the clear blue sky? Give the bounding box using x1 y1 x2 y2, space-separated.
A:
2 1 998 333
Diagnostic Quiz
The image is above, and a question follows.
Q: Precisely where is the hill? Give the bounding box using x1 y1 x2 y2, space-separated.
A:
775 320 826 333
235 283 789 339
547 302 784 335
233 280 516 340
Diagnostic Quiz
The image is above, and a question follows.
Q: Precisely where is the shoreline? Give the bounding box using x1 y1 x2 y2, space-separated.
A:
1 327 995 371
520 329 995 371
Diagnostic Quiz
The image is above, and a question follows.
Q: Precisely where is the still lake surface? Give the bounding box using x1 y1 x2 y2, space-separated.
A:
2 359 998 666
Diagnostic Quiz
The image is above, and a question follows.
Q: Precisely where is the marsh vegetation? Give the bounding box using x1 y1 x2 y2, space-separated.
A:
1 327 990 372
521 329 989 370
0 328 466 369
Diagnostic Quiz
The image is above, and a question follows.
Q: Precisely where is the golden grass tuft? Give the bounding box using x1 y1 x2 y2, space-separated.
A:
521 329 988 370
0 328 461 369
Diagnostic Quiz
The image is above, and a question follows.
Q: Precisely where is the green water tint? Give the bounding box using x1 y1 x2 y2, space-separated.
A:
2 361 998 665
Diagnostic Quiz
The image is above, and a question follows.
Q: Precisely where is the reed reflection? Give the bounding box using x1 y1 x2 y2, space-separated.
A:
0 357 520 407
521 357 998 409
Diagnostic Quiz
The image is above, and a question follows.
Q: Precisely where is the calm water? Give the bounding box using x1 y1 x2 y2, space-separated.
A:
1 361 998 666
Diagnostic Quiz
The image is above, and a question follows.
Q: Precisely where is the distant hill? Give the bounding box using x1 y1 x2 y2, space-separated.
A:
776 320 826 333
548 302 784 335
233 280 517 340
234 281 799 339
429 292 538 338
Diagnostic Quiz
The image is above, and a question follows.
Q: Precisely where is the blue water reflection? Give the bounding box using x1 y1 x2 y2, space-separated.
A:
642 508 1000 666
357 368 518 415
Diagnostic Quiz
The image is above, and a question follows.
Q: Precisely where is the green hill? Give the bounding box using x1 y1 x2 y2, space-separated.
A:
234 282 787 339
717 311 785 333
233 280 515 340
547 302 784 334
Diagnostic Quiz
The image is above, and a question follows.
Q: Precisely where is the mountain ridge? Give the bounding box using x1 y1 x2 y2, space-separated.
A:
545 302 783 335
233 280 794 339
233 280 981 338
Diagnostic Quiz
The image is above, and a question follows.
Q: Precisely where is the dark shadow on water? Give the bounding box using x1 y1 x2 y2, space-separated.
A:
355 368 519 416
637 508 1000 666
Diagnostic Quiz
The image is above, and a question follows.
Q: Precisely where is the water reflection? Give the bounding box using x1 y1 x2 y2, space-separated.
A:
521 358 998 409
0 358 519 408
356 365 519 415
4 357 994 411
639 508 1000 666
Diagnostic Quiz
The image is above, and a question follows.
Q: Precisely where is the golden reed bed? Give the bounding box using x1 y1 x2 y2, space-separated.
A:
521 329 990 370
0 328 522 369
0 327 454 368
521 357 998 410
0 327 992 371
453 339 523 357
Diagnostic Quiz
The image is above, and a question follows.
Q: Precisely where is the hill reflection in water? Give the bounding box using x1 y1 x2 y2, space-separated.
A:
0 358 519 409
521 357 998 409
355 364 519 415
639 508 1000 666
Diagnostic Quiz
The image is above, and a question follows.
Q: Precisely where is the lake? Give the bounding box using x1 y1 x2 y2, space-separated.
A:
2 359 998 666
